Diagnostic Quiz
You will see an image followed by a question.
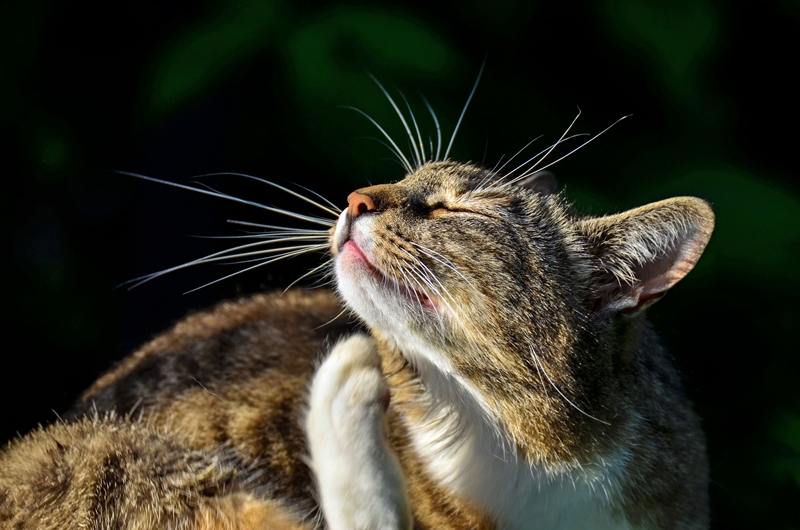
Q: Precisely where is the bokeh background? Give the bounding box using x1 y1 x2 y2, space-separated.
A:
2 1 798 528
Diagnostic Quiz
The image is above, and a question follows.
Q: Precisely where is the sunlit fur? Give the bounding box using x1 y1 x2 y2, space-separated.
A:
331 161 712 529
0 80 713 529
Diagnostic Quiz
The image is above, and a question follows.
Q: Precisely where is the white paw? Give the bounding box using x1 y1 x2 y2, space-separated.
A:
308 334 388 436
306 334 411 530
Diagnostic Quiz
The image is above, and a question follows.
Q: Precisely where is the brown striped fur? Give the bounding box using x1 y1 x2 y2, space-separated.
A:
0 159 713 529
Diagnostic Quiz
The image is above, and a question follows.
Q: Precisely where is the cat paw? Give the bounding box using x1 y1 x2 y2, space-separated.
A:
305 334 411 530
306 334 388 446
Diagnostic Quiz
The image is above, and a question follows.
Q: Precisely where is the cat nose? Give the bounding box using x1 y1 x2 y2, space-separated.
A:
347 192 376 218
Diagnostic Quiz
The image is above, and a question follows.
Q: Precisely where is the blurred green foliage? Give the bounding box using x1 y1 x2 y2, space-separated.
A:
148 0 285 116
605 0 721 115
2 1 799 528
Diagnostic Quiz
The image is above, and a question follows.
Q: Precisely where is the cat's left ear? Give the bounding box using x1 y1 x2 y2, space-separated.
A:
577 197 714 315
518 171 558 195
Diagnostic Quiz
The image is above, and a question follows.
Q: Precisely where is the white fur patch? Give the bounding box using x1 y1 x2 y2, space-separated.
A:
305 334 412 530
332 211 638 530
398 342 636 530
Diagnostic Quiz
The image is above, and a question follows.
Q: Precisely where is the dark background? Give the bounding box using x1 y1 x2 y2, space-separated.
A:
2 1 799 528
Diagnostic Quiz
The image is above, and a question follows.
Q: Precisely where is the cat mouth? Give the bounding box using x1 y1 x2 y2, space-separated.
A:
340 240 438 311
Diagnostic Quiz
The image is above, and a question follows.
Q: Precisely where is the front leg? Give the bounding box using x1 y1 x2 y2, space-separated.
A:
305 334 412 530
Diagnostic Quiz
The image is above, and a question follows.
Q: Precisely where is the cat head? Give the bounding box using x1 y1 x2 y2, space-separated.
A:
332 160 713 355
330 160 713 456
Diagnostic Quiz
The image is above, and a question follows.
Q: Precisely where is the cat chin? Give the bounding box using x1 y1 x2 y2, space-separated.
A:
336 238 438 310
335 249 436 335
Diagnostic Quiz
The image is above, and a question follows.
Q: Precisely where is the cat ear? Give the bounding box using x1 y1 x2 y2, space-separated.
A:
578 197 714 315
517 171 558 195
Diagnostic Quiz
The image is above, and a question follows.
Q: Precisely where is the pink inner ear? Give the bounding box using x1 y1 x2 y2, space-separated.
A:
621 228 708 315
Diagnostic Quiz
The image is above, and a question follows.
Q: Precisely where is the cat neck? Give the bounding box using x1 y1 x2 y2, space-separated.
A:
379 334 634 530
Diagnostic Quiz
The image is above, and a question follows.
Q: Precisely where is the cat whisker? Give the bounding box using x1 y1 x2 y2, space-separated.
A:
399 90 428 164
306 272 336 291
392 258 436 322
122 241 327 289
512 114 631 181
444 58 485 161
117 171 335 227
394 250 450 310
403 246 486 349
410 242 479 293
283 259 334 293
120 171 338 291
499 133 590 185
529 345 551 401
492 135 544 177
190 232 329 240
401 257 462 331
528 346 611 426
192 181 227 197
312 304 350 331
421 95 442 162
360 136 418 173
201 246 328 268
344 106 414 174
182 246 326 294
190 172 342 218
390 255 436 311
406 266 446 312
402 268 427 313
504 108 583 182
368 75 422 169
226 219 334 231
294 182 343 214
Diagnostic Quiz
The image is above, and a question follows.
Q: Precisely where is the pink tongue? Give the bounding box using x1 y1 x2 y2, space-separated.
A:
418 291 436 310
346 240 437 310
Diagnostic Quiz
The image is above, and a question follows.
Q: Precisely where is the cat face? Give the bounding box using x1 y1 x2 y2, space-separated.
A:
331 161 584 376
331 159 713 457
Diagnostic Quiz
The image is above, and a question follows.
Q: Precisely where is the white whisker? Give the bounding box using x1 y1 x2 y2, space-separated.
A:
509 114 631 183
120 170 340 291
368 75 421 169
294 183 342 213
203 245 329 267
494 135 543 175
312 305 351 331
191 172 342 217
410 242 478 292
226 219 334 231
122 242 329 289
529 346 611 426
283 259 333 292
508 108 583 180
444 59 485 161
395 247 459 320
344 107 414 173
182 246 326 294
399 90 427 164
421 96 442 162
117 171 334 227
500 133 590 184
190 233 328 241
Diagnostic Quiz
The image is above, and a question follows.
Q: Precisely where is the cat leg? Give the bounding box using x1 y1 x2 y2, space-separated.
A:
305 334 412 530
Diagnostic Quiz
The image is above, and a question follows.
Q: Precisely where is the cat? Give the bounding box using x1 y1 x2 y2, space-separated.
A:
0 80 713 529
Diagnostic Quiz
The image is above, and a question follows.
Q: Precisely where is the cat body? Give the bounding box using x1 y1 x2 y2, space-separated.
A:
0 154 713 529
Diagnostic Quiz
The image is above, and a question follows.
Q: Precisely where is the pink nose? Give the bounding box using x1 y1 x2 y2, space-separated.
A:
347 192 376 218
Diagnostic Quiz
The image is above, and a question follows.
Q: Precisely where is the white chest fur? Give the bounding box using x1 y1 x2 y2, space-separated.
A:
401 342 636 530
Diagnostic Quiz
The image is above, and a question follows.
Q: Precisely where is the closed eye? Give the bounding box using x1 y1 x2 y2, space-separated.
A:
428 203 481 219
429 203 449 217
432 204 502 221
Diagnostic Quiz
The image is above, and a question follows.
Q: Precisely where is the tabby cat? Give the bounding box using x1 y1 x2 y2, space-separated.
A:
0 80 713 529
